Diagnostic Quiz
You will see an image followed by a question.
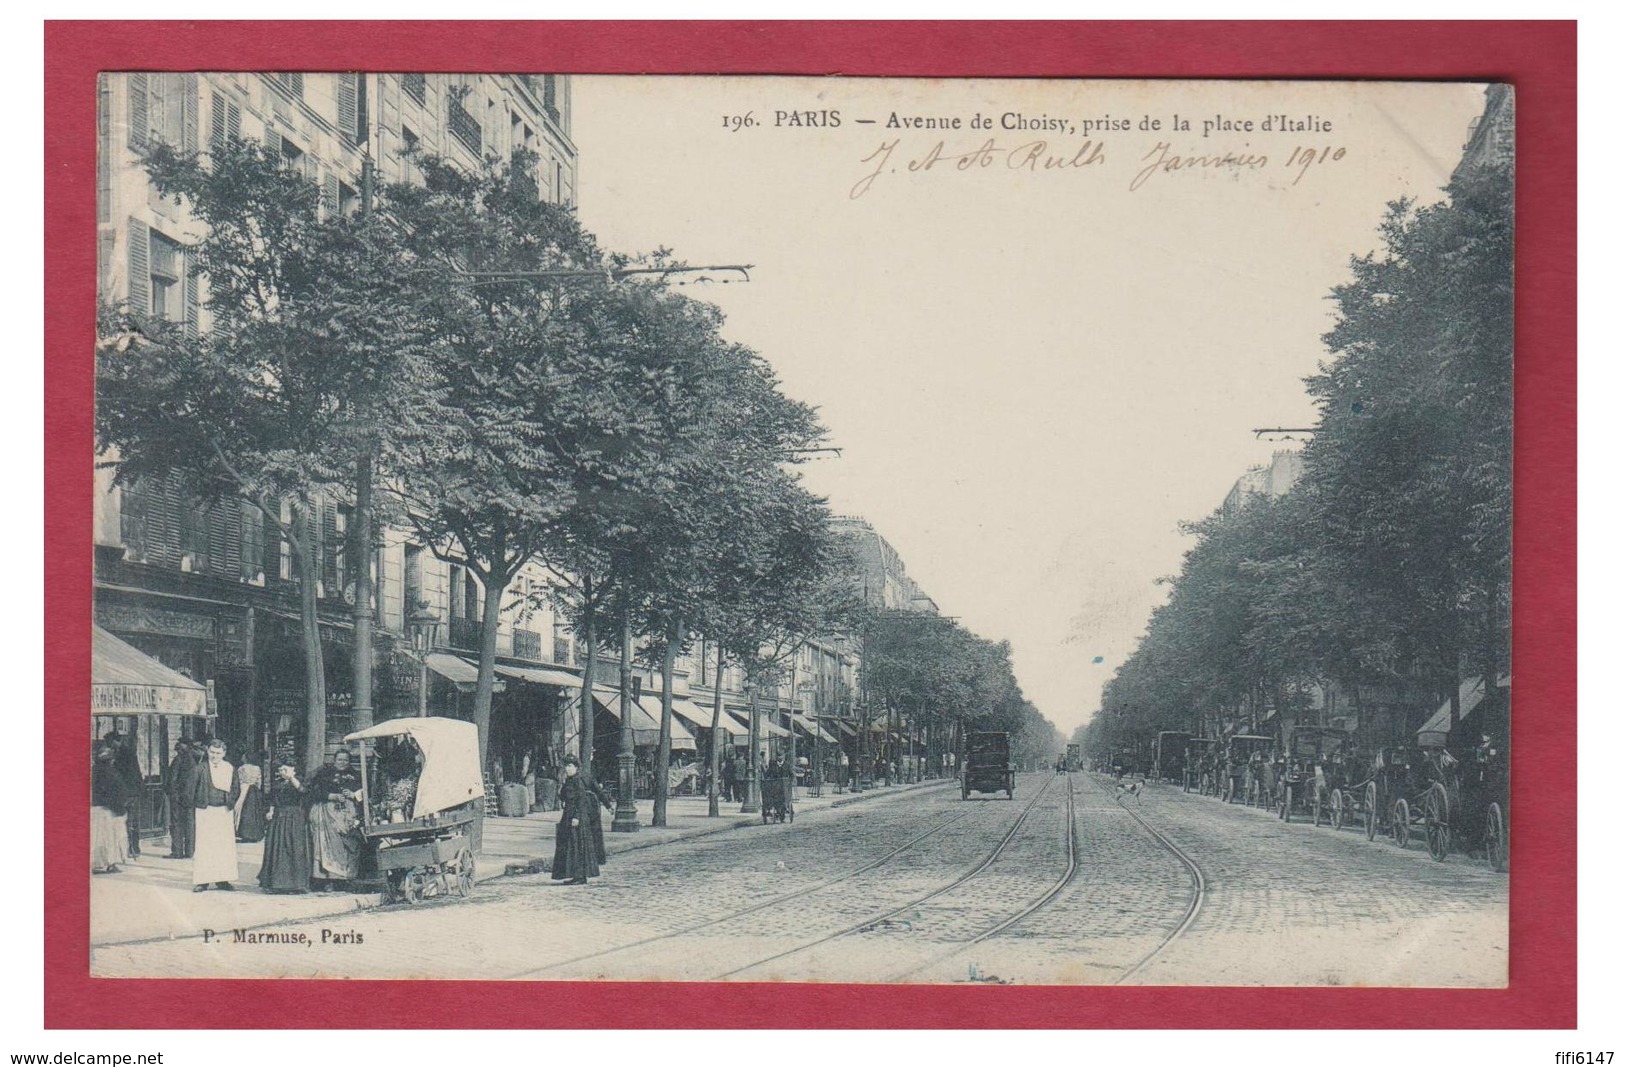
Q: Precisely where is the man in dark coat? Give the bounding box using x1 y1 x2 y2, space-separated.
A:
165 739 198 859
551 756 612 884
105 730 145 856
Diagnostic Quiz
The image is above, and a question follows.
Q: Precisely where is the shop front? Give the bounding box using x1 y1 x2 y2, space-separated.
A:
91 626 211 840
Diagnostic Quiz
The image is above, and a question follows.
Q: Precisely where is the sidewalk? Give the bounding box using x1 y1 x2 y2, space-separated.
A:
90 777 951 946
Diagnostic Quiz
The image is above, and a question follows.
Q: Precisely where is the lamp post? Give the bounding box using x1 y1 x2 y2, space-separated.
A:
408 601 443 718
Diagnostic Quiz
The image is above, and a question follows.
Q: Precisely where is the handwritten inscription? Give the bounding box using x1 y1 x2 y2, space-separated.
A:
851 138 1107 199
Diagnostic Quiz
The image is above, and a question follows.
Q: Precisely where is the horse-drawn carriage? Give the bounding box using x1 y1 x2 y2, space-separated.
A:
1153 731 1190 786
1277 725 1351 825
1221 734 1273 804
963 731 1015 799
1182 737 1217 793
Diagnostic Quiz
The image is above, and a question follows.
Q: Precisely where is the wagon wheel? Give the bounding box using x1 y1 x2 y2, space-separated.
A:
1329 787 1343 830
1280 783 1291 823
1312 786 1324 828
1365 782 1379 842
1486 802 1508 873
400 868 428 905
1391 798 1410 849
454 848 476 897
1424 783 1450 862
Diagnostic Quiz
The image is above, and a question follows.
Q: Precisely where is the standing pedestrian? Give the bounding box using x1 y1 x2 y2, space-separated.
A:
235 753 268 842
165 739 197 859
722 751 738 803
551 755 611 884
258 758 312 894
190 738 241 892
90 741 131 874
105 729 145 857
306 748 364 891
730 753 748 803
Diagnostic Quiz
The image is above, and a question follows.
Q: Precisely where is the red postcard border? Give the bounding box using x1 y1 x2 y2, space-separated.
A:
43 20 1577 1030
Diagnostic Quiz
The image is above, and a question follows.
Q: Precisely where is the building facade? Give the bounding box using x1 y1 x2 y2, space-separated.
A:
94 73 580 802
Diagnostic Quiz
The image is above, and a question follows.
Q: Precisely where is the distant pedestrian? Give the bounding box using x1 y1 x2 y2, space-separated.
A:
165 739 197 859
258 758 311 894
730 754 748 803
722 753 738 802
551 755 611 884
104 729 145 857
90 741 130 874
190 738 241 892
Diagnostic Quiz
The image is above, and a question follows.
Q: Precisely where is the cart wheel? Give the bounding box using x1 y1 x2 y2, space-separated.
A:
1486 802 1508 872
1424 783 1450 862
1330 788 1344 830
1313 787 1324 828
1391 798 1410 848
454 848 475 897
1365 782 1378 842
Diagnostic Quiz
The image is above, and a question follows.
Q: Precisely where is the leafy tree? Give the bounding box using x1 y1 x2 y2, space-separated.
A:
97 137 430 770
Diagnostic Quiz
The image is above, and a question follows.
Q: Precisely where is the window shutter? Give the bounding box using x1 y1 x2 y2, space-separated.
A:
322 497 339 593
290 72 304 98
218 501 240 577
210 90 226 149
238 502 259 582
227 101 241 143
127 73 148 150
126 219 150 319
336 73 358 144
264 126 279 154
181 74 198 152
183 248 199 338
323 172 340 217
155 471 184 569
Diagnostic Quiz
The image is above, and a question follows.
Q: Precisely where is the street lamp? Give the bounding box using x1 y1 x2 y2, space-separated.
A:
408 601 443 718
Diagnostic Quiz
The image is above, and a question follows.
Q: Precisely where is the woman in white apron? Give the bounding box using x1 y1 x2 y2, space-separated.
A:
191 739 241 892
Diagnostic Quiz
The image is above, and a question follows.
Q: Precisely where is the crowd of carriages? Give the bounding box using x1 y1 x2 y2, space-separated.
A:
1116 681 1508 872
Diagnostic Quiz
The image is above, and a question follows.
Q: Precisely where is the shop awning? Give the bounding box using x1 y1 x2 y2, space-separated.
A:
791 713 840 745
594 690 697 750
727 709 790 739
424 653 504 693
672 700 749 744
92 626 208 717
1416 674 1510 743
830 719 859 738
491 662 582 689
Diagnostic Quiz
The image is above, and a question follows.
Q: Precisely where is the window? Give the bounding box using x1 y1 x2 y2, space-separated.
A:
402 73 427 108
339 180 359 217
209 90 242 151
400 125 421 184
240 503 264 583
543 75 560 124
119 479 152 563
447 88 481 155
404 543 424 611
178 501 210 573
335 72 365 146
147 231 183 322
278 499 293 581
127 73 194 152
272 72 304 98
334 505 350 596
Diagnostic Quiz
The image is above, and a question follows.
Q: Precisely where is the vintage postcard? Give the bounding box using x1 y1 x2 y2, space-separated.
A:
87 73 1511 987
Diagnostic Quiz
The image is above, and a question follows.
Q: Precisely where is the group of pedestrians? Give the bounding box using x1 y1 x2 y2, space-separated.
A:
93 735 368 896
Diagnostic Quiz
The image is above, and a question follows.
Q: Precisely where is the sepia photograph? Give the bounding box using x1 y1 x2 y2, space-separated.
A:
84 70 1513 989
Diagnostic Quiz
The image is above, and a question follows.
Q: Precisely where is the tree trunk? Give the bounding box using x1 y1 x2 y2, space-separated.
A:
577 579 595 769
610 606 639 832
786 654 798 802
294 501 327 774
471 555 509 773
653 614 681 828
351 454 374 733
708 640 725 817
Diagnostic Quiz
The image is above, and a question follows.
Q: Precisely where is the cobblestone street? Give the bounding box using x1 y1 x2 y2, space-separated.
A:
91 773 1506 985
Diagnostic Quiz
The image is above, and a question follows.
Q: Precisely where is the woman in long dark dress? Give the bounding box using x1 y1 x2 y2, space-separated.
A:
305 748 363 890
258 759 311 893
551 756 611 884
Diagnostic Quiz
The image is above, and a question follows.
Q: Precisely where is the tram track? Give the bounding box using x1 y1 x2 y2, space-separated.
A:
884 772 1078 983
505 795 976 979
714 771 1062 981
1102 775 1208 984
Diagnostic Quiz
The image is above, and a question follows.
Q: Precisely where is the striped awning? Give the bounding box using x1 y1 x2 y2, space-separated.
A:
594 690 697 750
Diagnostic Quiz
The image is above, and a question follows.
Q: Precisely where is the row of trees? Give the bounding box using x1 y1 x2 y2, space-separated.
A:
97 138 853 826
862 611 1060 772
1079 125 1512 762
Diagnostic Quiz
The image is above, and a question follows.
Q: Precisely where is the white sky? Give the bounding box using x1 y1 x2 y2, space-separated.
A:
572 77 1486 738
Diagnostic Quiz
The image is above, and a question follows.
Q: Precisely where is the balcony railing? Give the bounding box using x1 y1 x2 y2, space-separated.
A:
447 95 482 155
447 617 484 652
512 628 542 661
